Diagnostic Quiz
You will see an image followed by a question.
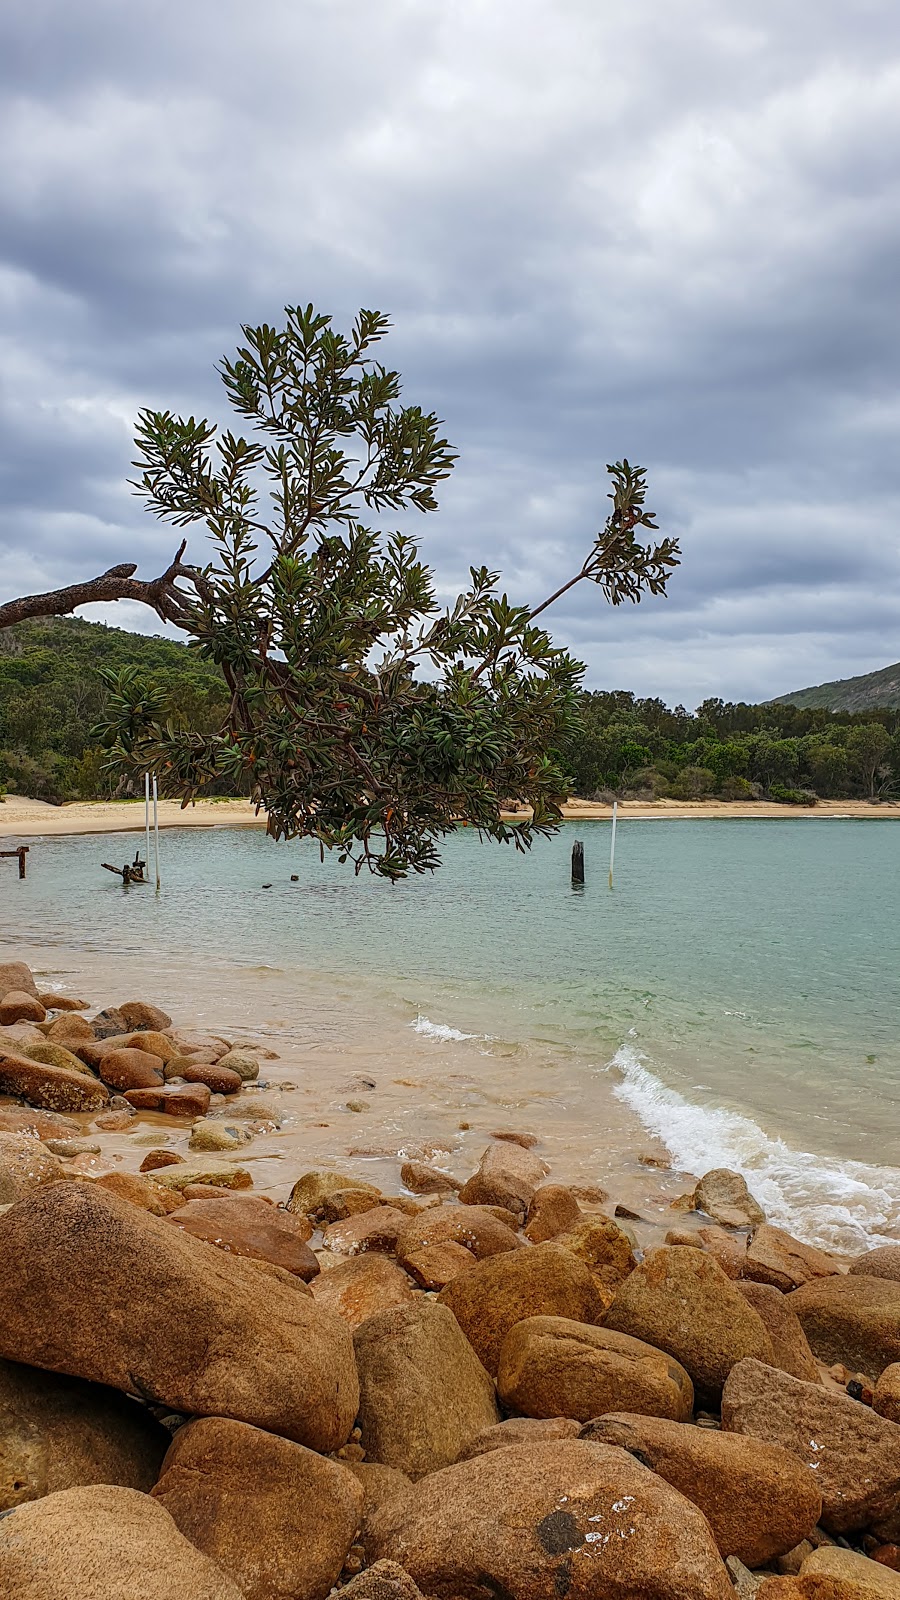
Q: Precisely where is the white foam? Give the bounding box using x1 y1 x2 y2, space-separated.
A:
607 1042 900 1254
412 1014 485 1043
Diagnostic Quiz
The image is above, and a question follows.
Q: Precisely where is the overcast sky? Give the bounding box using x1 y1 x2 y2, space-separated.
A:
2 0 899 706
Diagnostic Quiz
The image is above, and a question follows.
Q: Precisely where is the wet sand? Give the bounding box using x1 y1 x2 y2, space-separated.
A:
2 792 898 841
13 946 690 1252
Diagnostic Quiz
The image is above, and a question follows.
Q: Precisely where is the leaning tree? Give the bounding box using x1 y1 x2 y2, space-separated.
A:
0 306 679 876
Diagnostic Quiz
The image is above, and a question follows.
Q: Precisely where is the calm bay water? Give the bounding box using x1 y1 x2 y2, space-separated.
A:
2 817 899 1250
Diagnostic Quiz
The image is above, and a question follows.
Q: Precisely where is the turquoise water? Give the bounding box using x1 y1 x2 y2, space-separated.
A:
3 817 899 1248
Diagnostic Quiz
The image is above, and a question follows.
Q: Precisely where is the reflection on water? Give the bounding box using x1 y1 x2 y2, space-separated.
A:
3 817 900 1250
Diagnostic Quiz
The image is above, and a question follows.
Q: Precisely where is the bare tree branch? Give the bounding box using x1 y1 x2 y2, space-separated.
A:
0 542 196 632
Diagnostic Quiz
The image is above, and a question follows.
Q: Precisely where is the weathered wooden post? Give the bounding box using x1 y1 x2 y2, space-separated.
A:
1 845 29 879
571 839 585 886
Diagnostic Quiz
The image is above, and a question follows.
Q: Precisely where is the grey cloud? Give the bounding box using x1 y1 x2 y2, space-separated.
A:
1 0 900 704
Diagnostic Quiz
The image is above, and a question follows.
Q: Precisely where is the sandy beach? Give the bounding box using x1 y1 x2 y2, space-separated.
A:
2 791 899 840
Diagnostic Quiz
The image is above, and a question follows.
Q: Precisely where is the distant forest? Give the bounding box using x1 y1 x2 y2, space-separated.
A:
0 617 898 805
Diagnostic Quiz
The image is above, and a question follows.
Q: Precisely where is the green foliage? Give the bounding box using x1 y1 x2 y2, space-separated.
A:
0 617 228 803
769 784 817 806
557 690 900 803
100 303 678 878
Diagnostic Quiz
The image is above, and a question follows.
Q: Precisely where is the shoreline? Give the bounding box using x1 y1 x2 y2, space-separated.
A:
0 960 896 1594
2 792 899 840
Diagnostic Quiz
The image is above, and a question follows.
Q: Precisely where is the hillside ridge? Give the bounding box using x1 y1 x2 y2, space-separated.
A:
775 659 900 712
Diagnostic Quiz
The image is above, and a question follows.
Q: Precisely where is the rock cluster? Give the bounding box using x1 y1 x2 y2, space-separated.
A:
0 961 898 1597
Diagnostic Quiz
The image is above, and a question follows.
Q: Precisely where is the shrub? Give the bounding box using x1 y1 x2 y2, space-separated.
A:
718 775 756 800
769 784 817 806
669 764 716 800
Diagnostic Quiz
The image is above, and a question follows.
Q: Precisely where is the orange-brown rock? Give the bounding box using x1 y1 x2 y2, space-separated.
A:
0 961 39 1001
456 1416 582 1460
115 1030 179 1063
91 1109 135 1130
758 1545 900 1596
791 1274 900 1377
354 1302 501 1477
554 1214 637 1286
90 1006 130 1038
286 1169 383 1220
498 1315 695 1423
151 1162 253 1192
99 1046 165 1091
139 1148 186 1173
876 1365 900 1425
152 1415 363 1600
118 1000 173 1032
319 1186 386 1222
339 1562 426 1600
722 1356 900 1534
0 1105 78 1140
0 1483 244 1599
366 1438 733 1599
438 1241 605 1376
692 1168 765 1229
457 1140 550 1221
167 1195 319 1278
347 1462 412 1524
312 1254 416 1328
0 1051 109 1113
44 1014 95 1046
0 1129 64 1204
400 1159 459 1195
0 1356 168 1509
523 1183 581 1243
852 1247 900 1283
0 1182 359 1451
581 1413 822 1567
215 1048 261 1080
92 1171 185 1215
400 1240 474 1289
181 1061 243 1094
124 1082 211 1116
603 1245 774 1405
743 1223 843 1292
181 1181 251 1199
22 1039 98 1077
737 1280 821 1382
0 991 46 1026
322 1205 409 1256
38 994 89 1013
397 1203 522 1264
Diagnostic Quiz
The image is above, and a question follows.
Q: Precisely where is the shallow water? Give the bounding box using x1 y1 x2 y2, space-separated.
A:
3 817 899 1251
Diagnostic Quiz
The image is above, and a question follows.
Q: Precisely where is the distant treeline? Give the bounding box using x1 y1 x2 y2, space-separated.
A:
557 692 900 804
1 619 899 805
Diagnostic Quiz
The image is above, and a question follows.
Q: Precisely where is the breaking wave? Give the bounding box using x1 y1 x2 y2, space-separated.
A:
607 1042 900 1254
412 1014 487 1043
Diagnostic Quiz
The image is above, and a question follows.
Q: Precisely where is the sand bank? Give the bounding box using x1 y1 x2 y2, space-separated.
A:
2 791 899 840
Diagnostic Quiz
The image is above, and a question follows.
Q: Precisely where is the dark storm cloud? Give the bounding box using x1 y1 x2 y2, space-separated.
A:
2 0 900 703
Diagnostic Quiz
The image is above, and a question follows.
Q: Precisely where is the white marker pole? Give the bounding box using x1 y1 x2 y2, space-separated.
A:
144 772 151 878
152 772 160 891
609 800 618 890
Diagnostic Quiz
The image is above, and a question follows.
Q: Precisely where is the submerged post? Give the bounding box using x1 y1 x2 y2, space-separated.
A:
608 800 618 890
144 773 151 881
2 846 29 879
571 839 585 886
152 772 160 891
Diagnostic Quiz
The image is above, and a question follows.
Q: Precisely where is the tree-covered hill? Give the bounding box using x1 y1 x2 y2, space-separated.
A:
775 660 900 712
0 617 228 802
2 616 899 805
